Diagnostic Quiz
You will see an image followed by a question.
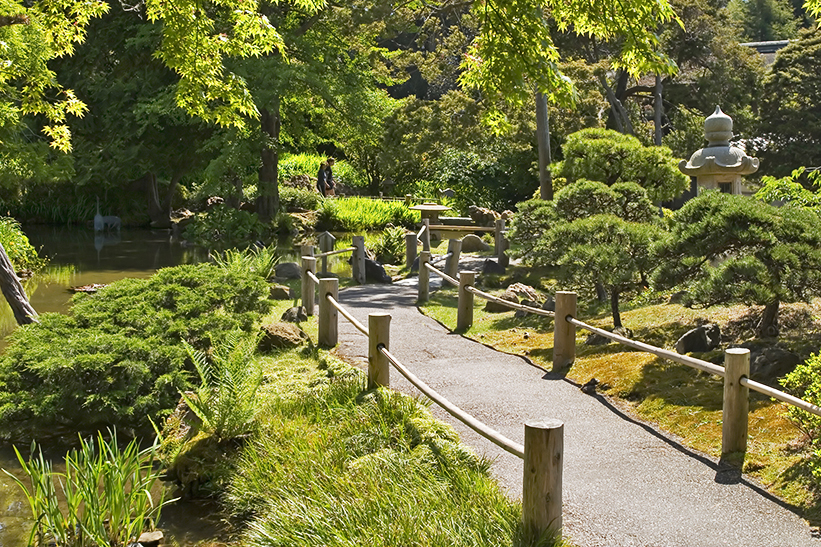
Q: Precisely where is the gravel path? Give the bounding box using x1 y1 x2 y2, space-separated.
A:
331 278 819 547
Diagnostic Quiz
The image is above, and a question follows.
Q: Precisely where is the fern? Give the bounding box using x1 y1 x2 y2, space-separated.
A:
181 330 263 441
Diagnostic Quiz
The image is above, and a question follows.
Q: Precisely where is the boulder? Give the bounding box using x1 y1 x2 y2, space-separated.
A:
365 258 392 283
507 283 540 302
468 205 500 227
485 290 518 313
542 296 555 312
281 306 308 323
461 234 490 252
275 262 302 280
259 322 309 351
482 259 506 275
137 531 164 547
674 323 721 354
269 284 291 300
750 347 801 381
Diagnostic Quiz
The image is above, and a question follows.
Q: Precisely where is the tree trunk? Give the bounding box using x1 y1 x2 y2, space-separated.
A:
257 98 281 222
756 300 780 338
611 289 622 328
599 72 634 135
654 75 663 146
144 172 178 229
0 242 37 325
594 282 607 303
535 91 553 200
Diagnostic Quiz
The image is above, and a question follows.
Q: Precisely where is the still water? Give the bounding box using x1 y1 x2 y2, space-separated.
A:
0 226 245 547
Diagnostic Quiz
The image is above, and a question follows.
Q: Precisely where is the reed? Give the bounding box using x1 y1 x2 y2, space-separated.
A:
4 430 173 547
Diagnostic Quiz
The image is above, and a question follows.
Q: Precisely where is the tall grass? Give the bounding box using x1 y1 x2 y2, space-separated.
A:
316 197 420 231
221 354 530 547
279 153 365 188
4 430 172 547
210 244 279 279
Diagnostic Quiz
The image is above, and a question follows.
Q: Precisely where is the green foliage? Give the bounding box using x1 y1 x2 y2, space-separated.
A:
371 227 407 265
0 264 271 438
755 167 821 207
0 218 46 272
278 153 325 184
726 0 799 41
758 28 821 176
210 245 279 280
653 193 821 331
4 430 171 547
315 198 420 232
181 331 263 442
555 128 689 203
459 0 679 112
182 205 267 250
781 353 821 444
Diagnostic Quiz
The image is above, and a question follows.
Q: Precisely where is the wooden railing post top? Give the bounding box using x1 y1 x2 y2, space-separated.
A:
526 419 564 431
370 312 391 319
556 290 576 296
726 348 750 357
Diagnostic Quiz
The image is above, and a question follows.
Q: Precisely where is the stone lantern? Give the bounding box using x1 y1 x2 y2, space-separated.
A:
678 106 759 195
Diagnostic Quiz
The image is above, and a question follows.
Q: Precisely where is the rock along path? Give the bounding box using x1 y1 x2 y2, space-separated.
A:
332 277 819 547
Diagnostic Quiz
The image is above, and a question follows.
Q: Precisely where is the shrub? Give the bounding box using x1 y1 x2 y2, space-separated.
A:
0 264 271 438
0 217 47 272
279 153 366 189
371 226 407 265
182 204 267 250
781 353 821 443
280 186 322 211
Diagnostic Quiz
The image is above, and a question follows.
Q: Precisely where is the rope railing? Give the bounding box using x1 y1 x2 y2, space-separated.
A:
566 317 726 377
465 285 556 318
431 252 452 265
306 270 321 285
327 294 369 336
315 246 356 259
380 346 525 458
424 261 458 287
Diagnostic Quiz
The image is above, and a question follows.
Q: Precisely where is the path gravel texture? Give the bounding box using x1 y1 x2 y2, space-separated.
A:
331 279 819 547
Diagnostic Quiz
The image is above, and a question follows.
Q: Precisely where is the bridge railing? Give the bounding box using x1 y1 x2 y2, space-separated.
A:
405 219 509 270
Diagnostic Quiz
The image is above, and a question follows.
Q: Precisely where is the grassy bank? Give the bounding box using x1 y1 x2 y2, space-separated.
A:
162 296 533 547
418 274 821 523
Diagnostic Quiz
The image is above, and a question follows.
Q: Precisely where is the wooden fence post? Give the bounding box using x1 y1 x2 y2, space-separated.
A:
722 348 750 458
300 244 314 258
301 256 316 316
352 235 366 285
368 313 391 389
495 219 505 259
419 251 430 302
422 218 431 252
553 291 577 371
318 278 338 347
457 271 474 331
446 238 462 280
405 233 417 270
523 419 563 546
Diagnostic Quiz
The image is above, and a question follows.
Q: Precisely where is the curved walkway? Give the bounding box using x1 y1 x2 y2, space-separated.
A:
332 279 819 547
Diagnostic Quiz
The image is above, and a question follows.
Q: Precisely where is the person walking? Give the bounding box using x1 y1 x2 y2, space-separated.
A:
316 157 336 197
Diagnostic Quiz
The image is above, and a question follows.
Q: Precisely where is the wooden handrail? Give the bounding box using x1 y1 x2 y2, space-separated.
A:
567 316 726 377
315 246 356 259
307 270 321 285
464 285 555 318
380 346 525 458
428 224 499 232
742 377 821 418
326 294 368 336
424 262 458 287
